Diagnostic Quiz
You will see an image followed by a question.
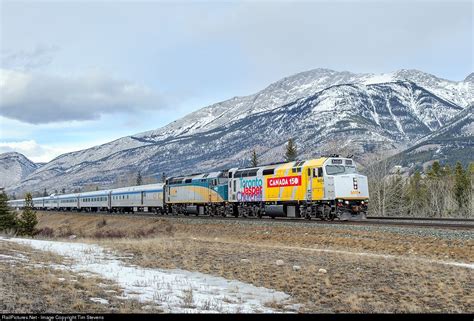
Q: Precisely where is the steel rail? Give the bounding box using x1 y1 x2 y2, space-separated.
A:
33 210 474 230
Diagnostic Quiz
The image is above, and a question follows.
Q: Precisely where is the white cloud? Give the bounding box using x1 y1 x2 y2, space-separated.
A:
1 44 59 71
0 69 164 124
0 139 110 163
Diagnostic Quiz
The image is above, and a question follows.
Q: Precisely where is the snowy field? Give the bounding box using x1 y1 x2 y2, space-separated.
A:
0 237 299 313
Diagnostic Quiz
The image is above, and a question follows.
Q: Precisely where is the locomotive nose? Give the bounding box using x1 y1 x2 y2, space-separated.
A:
333 174 369 199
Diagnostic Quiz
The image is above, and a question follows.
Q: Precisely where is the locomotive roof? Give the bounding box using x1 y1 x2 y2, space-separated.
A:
168 171 223 180
229 157 330 172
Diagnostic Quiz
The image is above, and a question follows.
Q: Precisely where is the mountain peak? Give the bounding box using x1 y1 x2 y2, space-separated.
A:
2 67 472 193
0 151 28 159
393 69 438 80
0 151 38 189
464 72 474 83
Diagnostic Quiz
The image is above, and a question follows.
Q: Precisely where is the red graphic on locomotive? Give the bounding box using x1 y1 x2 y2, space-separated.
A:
267 176 302 188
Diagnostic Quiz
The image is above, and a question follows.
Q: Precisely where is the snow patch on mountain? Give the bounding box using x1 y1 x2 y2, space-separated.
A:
0 152 39 188
3 68 473 194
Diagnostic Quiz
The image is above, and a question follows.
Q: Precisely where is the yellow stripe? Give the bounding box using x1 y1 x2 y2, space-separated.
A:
170 185 224 203
335 197 369 200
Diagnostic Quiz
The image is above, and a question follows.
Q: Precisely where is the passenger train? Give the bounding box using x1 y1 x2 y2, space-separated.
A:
7 156 369 220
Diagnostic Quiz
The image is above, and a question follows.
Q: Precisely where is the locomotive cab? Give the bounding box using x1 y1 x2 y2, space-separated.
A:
322 157 369 220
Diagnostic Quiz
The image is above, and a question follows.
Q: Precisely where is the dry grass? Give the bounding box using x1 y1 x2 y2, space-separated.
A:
33 212 472 262
97 237 473 313
0 242 163 313
6 211 474 313
34 212 174 240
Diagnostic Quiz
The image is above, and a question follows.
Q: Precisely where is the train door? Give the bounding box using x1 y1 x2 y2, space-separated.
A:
208 179 214 202
141 192 144 206
306 168 312 201
229 174 237 201
312 167 324 199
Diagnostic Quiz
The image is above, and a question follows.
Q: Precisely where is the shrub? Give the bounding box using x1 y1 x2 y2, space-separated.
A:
93 229 127 239
96 218 107 228
35 227 55 238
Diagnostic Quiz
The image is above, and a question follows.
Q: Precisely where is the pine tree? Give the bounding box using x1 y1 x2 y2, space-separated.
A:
137 171 143 186
0 191 17 232
284 138 298 162
43 188 48 197
453 162 469 210
386 171 405 216
18 193 38 236
441 164 452 177
427 161 441 178
251 149 259 167
405 171 428 216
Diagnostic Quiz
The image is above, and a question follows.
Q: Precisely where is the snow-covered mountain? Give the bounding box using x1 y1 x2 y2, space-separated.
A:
390 104 474 168
4 68 473 194
0 152 40 189
134 68 473 143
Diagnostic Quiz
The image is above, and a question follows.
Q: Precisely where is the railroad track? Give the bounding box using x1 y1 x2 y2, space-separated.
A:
367 216 474 222
35 210 474 230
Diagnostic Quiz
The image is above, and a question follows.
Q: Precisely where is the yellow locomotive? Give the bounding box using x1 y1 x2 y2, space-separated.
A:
227 156 369 220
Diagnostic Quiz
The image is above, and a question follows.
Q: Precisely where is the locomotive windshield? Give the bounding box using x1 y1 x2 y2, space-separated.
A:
325 165 357 175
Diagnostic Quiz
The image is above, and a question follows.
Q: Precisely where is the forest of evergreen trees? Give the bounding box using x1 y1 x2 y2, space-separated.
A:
365 161 473 218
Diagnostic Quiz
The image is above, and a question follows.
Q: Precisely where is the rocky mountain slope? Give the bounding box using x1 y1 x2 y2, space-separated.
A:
0 152 40 189
4 68 473 194
389 104 474 169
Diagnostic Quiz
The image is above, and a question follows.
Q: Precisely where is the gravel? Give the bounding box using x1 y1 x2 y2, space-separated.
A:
163 216 474 241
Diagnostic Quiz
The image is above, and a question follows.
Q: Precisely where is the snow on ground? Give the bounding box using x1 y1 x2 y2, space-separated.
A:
0 237 299 313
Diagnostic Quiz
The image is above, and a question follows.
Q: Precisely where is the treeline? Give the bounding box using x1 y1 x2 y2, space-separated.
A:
0 192 38 236
366 161 473 218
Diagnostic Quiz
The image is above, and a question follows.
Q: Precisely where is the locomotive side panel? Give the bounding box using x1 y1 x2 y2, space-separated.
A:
166 175 227 205
230 161 320 203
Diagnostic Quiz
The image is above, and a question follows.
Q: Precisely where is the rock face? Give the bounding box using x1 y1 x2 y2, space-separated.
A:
3 68 473 194
0 152 39 189
390 104 474 168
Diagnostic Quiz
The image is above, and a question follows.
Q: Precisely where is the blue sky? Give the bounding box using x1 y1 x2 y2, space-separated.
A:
0 0 472 162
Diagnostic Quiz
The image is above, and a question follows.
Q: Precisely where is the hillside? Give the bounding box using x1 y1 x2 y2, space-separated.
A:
4 68 473 194
0 152 39 189
388 104 474 169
